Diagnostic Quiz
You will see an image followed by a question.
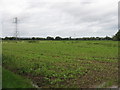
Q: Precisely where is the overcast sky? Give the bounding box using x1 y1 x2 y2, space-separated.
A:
0 0 119 38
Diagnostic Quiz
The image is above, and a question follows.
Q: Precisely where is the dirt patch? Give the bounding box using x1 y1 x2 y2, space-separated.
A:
25 74 46 87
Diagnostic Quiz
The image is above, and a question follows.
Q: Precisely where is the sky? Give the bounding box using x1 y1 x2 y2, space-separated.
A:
0 0 119 38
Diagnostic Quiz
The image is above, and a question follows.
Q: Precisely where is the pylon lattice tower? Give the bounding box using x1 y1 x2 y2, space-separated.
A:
13 17 19 40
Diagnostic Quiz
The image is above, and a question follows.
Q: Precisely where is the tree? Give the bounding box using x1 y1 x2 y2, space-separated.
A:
113 30 120 41
55 36 62 40
32 37 36 40
4 37 16 40
104 36 112 40
46 36 54 40
4 37 9 40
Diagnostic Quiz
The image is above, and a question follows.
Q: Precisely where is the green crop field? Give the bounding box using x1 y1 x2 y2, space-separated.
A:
2 40 118 88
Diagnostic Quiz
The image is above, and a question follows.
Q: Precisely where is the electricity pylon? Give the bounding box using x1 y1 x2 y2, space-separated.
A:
13 17 19 40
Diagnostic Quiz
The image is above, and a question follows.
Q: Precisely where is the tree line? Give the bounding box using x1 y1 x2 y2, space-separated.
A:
2 30 120 41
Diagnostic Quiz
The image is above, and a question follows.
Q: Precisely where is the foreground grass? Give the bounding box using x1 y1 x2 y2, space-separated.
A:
2 68 33 88
2 40 118 88
0 66 2 89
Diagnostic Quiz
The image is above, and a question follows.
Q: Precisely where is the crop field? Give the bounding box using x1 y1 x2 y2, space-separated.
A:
2 40 118 88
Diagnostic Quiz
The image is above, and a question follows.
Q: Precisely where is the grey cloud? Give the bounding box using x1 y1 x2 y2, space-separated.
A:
0 0 118 37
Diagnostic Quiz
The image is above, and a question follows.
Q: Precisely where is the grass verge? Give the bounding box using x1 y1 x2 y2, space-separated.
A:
2 68 34 88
